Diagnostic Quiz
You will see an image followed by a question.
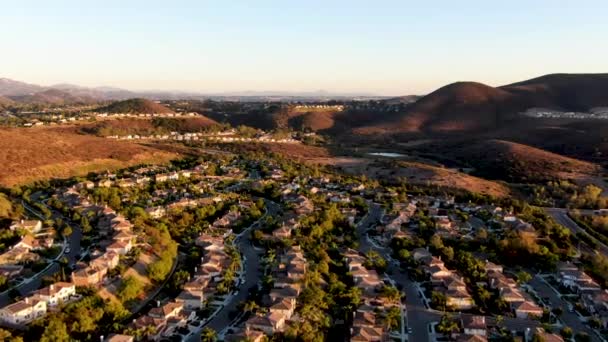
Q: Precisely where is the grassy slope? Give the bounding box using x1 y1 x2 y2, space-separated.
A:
0 126 177 186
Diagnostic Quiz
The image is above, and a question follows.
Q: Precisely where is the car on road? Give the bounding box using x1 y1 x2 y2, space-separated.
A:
407 327 413 334
65 247 71 254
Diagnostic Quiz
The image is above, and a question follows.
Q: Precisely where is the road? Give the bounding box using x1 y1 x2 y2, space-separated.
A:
545 208 608 256
530 275 600 342
187 200 279 341
356 203 439 342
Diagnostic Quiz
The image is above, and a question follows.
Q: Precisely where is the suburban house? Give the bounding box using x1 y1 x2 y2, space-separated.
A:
514 301 544 319
10 220 42 233
461 315 486 336
32 282 76 307
0 296 47 326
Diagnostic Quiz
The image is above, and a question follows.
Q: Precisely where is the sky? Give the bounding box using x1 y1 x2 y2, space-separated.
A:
1 0 607 95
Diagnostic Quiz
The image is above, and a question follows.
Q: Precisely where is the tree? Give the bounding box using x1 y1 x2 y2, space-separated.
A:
436 315 459 335
574 332 591 342
382 306 401 331
379 285 401 305
560 326 573 339
531 333 546 342
117 276 144 302
516 271 532 284
61 225 73 238
40 316 70 342
431 291 447 311
200 327 217 342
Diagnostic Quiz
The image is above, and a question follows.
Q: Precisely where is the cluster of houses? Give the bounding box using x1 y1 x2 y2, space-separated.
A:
107 130 300 144
59 187 135 287
0 220 54 272
557 262 608 319
128 232 235 339
21 111 201 127
376 201 417 242
292 104 345 111
414 248 475 311
485 261 543 319
0 282 79 327
344 249 393 342
130 300 194 340
227 246 307 340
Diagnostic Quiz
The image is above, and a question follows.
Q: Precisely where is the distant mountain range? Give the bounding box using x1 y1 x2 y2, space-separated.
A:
0 78 386 106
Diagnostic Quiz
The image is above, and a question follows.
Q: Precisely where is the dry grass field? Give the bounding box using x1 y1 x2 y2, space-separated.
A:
0 126 178 187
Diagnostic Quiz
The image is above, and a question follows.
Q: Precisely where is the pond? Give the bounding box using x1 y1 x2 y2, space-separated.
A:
367 152 406 158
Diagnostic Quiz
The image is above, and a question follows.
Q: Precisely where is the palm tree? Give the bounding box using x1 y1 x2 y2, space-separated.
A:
382 307 401 331
201 327 217 342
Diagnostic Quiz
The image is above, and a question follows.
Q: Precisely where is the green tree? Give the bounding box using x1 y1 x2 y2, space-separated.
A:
200 327 217 342
560 326 573 339
436 315 459 335
117 276 144 302
40 316 70 342
516 271 532 284
382 306 401 331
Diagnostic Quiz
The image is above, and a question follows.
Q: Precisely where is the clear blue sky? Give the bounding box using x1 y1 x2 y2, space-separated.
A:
1 0 607 95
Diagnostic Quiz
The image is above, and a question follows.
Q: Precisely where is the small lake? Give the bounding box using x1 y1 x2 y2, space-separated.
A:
367 152 406 158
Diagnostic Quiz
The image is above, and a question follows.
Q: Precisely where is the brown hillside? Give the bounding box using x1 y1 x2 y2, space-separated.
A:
421 139 601 183
0 96 14 108
82 116 218 136
0 127 177 186
354 73 608 135
100 98 174 114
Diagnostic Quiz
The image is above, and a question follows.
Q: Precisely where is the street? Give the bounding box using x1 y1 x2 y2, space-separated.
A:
187 200 279 341
530 275 600 342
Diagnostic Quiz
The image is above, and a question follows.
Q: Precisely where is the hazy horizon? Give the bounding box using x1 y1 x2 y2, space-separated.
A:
2 0 607 96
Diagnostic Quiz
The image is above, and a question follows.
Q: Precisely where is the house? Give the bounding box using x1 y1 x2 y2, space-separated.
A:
484 261 503 273
0 296 47 326
456 335 488 342
350 325 386 341
105 334 134 342
531 328 564 342
514 301 543 319
461 315 486 336
106 240 132 255
149 301 183 320
412 248 432 262
269 298 296 320
245 312 286 335
225 328 266 342
10 220 42 233
500 287 526 304
145 206 167 219
71 266 108 286
445 288 475 310
272 225 293 239
176 288 204 310
32 282 76 307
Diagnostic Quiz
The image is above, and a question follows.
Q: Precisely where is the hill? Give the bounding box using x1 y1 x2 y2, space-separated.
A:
100 98 175 114
354 73 608 134
0 96 14 109
10 89 98 105
0 126 177 186
412 139 601 183
82 116 218 136
0 78 44 96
